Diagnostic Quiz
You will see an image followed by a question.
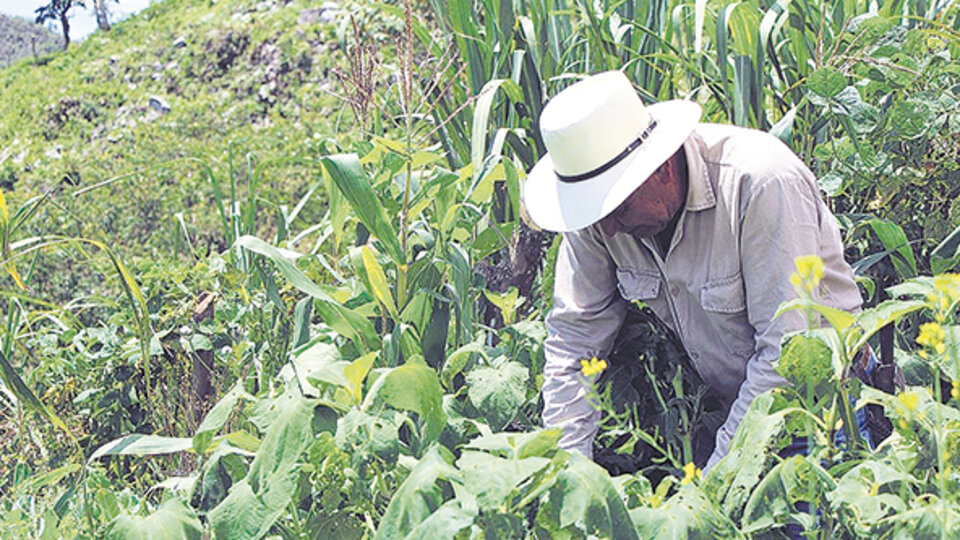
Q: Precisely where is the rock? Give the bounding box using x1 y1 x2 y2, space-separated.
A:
300 3 339 24
319 4 340 23
148 96 171 113
173 36 187 48
298 8 322 24
45 145 64 159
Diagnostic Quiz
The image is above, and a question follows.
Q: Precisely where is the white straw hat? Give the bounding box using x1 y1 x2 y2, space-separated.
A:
523 71 702 232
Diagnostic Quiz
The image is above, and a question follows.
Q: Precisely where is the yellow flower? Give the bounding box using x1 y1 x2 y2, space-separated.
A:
898 391 920 412
952 380 960 401
790 255 825 295
680 462 701 485
917 322 947 357
926 274 960 322
580 356 608 377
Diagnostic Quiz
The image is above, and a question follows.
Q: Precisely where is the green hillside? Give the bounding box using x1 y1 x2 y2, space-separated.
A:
0 13 61 67
0 0 372 269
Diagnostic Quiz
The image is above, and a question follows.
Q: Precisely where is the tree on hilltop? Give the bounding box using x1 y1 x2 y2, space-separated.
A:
35 0 86 50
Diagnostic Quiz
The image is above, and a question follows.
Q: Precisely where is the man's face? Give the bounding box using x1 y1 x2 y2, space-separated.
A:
598 152 687 239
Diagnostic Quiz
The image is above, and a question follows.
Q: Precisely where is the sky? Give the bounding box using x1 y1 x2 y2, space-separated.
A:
0 0 152 41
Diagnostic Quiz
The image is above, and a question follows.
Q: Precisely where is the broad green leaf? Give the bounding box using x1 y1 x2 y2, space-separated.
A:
807 67 846 98
440 336 487 388
889 99 931 140
321 154 404 264
775 333 836 396
361 245 398 319
631 483 744 539
775 298 855 332
364 363 446 445
403 500 475 540
464 429 563 459
193 450 248 511
91 434 193 461
194 381 251 453
104 498 201 540
830 460 911 533
376 446 461 540
456 451 550 512
209 393 316 539
237 235 378 351
741 456 833 535
705 392 790 516
483 287 523 325
542 453 639 540
849 300 926 353
466 361 528 430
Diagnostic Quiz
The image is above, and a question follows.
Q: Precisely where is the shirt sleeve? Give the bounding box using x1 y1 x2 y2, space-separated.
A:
542 226 627 459
705 173 833 471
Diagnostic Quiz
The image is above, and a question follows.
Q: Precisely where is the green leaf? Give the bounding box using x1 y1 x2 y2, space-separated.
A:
237 235 379 351
441 337 486 388
90 435 194 461
364 363 447 446
0 349 76 445
542 453 639 540
403 500 476 540
466 361 529 430
456 451 550 512
208 393 317 539
321 154 404 264
464 429 563 459
775 332 836 396
775 298 856 332
361 245 398 319
105 498 201 540
931 223 960 274
705 392 791 517
807 67 846 98
741 456 833 535
471 79 523 181
889 99 932 140
376 446 461 540
849 300 926 353
830 460 910 531
632 483 744 538
194 382 251 453
866 218 917 278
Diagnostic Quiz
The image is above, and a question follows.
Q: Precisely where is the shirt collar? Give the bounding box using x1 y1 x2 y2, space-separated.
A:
682 128 716 212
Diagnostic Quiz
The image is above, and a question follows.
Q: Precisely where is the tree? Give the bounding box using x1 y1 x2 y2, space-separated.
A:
35 0 85 50
92 0 117 32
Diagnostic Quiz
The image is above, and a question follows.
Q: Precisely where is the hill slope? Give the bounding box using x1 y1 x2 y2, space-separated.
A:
0 0 378 297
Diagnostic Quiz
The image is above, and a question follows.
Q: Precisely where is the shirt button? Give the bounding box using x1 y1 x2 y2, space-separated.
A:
691 352 699 360
670 285 680 296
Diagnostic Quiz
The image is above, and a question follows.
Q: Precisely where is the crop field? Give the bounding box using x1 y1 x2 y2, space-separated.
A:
1 0 960 537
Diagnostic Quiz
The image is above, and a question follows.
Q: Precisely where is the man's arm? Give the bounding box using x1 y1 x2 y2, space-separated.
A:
542 226 626 458
706 171 858 470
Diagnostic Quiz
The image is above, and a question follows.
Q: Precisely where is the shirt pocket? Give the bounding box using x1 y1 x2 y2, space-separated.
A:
700 273 755 356
616 268 660 302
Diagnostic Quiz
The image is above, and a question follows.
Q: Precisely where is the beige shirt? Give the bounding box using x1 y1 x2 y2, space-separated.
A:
542 123 862 469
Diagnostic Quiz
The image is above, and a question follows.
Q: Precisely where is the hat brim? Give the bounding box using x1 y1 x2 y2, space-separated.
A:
524 100 702 233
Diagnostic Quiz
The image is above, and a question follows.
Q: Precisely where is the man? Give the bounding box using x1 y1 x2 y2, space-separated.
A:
522 71 862 470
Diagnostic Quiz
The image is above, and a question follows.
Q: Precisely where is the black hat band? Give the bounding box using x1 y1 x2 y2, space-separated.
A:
555 120 658 184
